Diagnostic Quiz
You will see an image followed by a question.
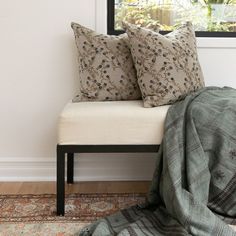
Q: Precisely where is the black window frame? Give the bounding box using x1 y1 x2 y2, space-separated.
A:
107 0 236 37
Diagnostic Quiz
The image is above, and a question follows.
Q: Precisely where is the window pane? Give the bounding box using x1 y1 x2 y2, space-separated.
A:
115 0 236 32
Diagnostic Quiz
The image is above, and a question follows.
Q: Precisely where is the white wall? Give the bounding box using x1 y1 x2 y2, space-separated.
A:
0 0 235 181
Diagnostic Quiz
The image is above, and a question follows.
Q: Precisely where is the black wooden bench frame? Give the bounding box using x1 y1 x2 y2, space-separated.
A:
56 144 159 216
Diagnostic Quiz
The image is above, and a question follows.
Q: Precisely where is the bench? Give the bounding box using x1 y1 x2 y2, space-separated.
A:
56 100 170 215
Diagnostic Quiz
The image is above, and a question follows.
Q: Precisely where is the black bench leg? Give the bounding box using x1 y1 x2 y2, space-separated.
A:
57 146 65 216
67 153 74 184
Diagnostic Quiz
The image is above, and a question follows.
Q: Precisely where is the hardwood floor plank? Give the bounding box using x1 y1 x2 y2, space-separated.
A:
0 182 23 194
0 181 151 195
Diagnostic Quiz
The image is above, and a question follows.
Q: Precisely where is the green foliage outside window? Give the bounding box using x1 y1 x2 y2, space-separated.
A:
115 0 236 32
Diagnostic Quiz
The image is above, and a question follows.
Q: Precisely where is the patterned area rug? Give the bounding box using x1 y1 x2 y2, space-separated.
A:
0 193 146 236
0 193 235 235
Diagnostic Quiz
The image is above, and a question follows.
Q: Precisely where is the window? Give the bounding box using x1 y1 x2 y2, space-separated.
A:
107 0 236 37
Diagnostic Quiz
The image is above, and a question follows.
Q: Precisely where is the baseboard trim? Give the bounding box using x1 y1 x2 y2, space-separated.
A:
0 154 156 181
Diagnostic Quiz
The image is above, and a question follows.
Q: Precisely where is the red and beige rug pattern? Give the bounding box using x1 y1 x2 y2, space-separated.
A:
0 193 146 236
0 193 235 235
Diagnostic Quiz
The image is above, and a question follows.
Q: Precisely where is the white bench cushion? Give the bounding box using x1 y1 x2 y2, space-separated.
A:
58 100 170 145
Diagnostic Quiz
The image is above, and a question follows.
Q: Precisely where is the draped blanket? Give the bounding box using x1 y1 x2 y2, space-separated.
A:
80 87 236 236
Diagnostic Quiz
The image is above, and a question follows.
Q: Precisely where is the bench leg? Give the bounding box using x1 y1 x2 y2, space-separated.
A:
57 147 65 216
67 153 74 184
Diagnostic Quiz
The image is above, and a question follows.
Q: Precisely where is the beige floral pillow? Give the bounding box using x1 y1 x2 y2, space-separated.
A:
71 22 141 102
123 22 205 107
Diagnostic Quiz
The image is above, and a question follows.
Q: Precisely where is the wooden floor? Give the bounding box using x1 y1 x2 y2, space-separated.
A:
0 181 151 195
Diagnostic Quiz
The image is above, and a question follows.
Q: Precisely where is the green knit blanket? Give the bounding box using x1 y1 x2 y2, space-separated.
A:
80 87 236 236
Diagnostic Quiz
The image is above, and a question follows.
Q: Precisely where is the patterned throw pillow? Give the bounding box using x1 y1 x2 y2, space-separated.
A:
123 22 205 107
71 22 141 102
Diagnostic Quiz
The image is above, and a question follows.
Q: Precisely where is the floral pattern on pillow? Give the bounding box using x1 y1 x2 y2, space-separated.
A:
123 22 205 107
71 22 141 102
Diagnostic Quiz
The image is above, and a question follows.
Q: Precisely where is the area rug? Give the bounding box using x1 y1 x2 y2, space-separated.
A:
0 193 146 236
0 193 235 235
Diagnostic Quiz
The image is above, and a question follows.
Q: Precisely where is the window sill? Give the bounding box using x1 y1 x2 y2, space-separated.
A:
196 38 236 49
